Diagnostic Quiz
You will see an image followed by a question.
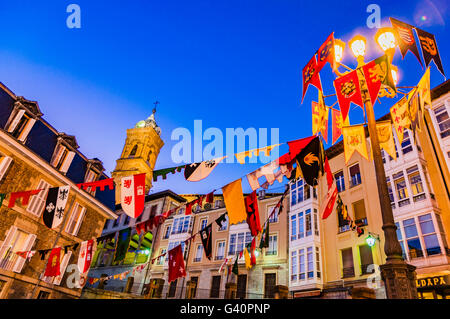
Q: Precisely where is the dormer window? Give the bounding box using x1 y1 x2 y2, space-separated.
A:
51 144 75 174
6 109 36 142
84 169 100 195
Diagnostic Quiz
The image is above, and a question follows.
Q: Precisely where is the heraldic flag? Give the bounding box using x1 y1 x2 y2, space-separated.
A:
44 247 62 277
295 136 324 187
184 156 226 182
78 239 95 274
390 18 423 66
121 173 146 218
168 245 186 283
200 223 213 260
342 124 369 164
43 186 70 229
245 191 262 237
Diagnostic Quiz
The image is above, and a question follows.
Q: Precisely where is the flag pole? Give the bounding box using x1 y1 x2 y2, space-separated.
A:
29 193 77 299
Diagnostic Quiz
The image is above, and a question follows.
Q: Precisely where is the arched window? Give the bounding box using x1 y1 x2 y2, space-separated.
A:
129 145 138 157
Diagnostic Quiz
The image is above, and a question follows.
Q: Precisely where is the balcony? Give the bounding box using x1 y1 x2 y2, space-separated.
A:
398 198 410 208
413 193 426 203
342 267 355 278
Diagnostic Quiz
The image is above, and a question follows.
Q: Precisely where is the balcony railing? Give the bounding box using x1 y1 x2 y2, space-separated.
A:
193 257 202 262
398 198 410 207
413 193 426 203
342 267 355 278
215 255 224 261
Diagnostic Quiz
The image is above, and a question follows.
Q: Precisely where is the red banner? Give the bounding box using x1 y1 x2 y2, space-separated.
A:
333 70 363 121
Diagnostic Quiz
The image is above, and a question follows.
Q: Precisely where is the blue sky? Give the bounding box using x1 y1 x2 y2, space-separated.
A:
0 0 447 194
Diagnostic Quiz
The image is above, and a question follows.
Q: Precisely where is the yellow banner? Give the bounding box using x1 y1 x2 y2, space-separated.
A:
342 124 369 164
222 179 247 225
235 144 281 164
417 67 432 113
390 97 411 144
376 121 397 160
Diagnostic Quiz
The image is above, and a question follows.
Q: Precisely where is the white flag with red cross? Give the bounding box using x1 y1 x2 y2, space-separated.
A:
121 173 146 218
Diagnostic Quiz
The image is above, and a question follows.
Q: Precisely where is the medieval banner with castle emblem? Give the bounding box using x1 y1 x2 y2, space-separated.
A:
342 124 369 164
120 173 146 218
333 69 363 122
42 186 70 229
415 27 445 77
362 55 396 106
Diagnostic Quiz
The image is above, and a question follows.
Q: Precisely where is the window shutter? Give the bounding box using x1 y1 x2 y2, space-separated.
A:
51 145 64 167
0 156 13 182
12 233 36 273
0 226 18 261
60 151 75 174
27 180 51 216
72 207 86 236
53 251 72 285
7 110 25 133
18 118 36 142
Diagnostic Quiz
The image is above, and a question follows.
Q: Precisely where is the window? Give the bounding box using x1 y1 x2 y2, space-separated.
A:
297 180 304 203
290 182 297 206
304 184 311 201
210 276 221 298
149 205 158 218
418 214 441 256
37 290 50 299
396 222 406 259
84 170 99 194
0 280 6 295
104 219 110 230
218 215 228 231
298 212 304 239
291 251 298 281
266 234 277 256
403 218 423 259
341 248 354 278
352 199 367 226
381 149 386 163
65 203 86 236
171 216 191 235
307 247 314 279
215 200 223 208
394 172 409 205
407 166 425 202
113 216 120 227
163 225 171 239
268 206 279 223
7 110 35 142
156 249 166 265
26 179 51 216
189 276 198 298
200 218 208 231
51 144 75 173
299 249 305 280
401 131 413 154
264 273 276 298
228 234 237 255
0 155 12 182
194 244 203 262
168 279 177 297
435 214 449 255
359 245 374 275
335 171 345 192
215 241 225 260
236 275 247 299
349 163 361 187
290 215 297 241
305 209 312 237
338 203 350 233
0 227 36 273
315 247 321 279
434 105 450 139
387 178 394 204
314 209 319 236
129 145 138 157
229 232 251 257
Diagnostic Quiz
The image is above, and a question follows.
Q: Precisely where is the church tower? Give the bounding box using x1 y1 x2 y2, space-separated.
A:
112 107 164 204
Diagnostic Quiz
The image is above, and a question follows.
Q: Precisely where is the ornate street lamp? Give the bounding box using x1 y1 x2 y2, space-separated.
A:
332 31 418 299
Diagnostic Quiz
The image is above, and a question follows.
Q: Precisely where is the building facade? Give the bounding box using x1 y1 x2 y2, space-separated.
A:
0 83 117 299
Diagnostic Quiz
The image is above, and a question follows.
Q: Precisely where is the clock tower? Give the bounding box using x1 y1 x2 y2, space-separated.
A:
112 107 164 204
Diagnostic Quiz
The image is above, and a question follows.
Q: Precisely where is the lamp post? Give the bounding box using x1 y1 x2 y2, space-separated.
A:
333 29 417 299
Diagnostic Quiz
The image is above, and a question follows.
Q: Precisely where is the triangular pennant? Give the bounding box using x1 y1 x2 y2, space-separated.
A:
333 70 364 122
415 27 445 77
342 124 369 164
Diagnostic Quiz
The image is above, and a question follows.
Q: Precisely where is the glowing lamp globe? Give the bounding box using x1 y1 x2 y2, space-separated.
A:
349 35 367 66
366 234 376 247
375 27 396 61
334 38 346 63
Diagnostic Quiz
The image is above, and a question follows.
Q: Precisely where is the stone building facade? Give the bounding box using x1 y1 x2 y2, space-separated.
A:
0 82 117 299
